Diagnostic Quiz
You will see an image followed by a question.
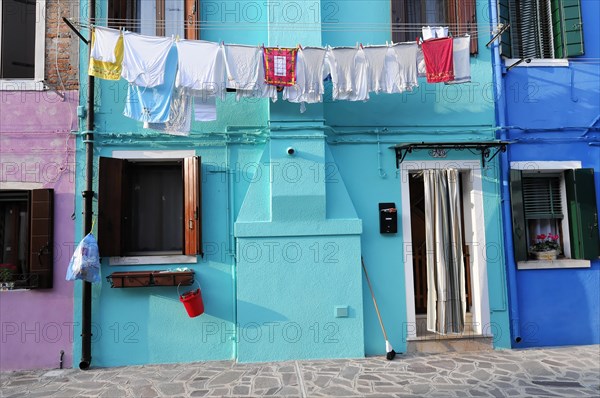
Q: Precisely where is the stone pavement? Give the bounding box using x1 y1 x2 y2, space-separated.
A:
1 345 599 397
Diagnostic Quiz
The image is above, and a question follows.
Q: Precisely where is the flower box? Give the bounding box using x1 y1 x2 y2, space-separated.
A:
531 250 558 261
107 270 194 288
152 272 194 286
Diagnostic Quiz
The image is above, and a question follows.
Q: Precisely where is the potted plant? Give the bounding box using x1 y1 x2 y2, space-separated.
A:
529 233 560 260
0 263 16 290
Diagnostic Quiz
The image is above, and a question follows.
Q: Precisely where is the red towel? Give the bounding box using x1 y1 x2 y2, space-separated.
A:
422 37 454 83
263 47 298 86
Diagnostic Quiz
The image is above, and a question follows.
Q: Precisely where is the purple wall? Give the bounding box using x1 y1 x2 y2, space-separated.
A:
0 90 78 371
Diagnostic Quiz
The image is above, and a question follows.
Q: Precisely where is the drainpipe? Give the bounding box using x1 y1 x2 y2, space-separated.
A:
490 3 521 344
80 0 95 370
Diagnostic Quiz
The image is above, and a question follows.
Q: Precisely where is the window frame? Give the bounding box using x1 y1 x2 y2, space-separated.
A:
98 150 203 265
108 0 200 40
0 188 54 289
498 0 584 62
0 0 46 90
510 161 599 269
391 0 478 54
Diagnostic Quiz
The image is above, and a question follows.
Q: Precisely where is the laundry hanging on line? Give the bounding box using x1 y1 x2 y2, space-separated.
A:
88 26 471 125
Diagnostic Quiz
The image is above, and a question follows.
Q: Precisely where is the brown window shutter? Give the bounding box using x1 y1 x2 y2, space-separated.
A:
452 0 478 54
98 157 127 257
183 156 202 255
29 189 54 289
185 0 200 40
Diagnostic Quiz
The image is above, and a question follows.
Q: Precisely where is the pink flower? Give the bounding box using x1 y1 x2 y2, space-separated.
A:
537 234 547 240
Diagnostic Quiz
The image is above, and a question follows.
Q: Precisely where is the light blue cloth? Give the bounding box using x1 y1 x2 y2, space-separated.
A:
123 46 178 123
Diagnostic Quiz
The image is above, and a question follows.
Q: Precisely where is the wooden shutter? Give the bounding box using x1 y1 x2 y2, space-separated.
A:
185 0 199 39
498 0 513 57
184 156 202 255
29 189 53 289
510 170 528 262
98 157 127 257
451 0 478 54
522 176 563 219
551 0 584 58
565 169 599 260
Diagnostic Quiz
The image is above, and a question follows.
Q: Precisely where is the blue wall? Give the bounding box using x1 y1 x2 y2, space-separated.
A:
499 0 600 347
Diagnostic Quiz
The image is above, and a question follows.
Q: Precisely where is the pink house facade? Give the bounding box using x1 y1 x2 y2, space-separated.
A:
0 0 79 370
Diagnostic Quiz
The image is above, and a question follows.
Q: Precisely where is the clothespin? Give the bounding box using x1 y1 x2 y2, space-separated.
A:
360 43 364 49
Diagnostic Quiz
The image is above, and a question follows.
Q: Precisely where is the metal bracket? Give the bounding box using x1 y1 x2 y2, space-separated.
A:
392 142 509 169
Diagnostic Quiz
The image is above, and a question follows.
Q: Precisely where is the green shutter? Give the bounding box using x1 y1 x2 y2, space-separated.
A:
498 0 512 57
565 169 599 260
551 0 584 58
510 170 529 262
522 176 563 219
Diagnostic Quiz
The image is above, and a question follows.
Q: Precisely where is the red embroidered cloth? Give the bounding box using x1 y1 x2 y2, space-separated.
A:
263 47 298 86
422 37 454 83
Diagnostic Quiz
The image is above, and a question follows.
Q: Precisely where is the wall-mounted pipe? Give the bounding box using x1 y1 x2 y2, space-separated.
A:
79 0 95 370
490 1 521 345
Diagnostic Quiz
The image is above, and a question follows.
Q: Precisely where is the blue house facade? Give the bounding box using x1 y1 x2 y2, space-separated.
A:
73 0 512 367
494 0 600 347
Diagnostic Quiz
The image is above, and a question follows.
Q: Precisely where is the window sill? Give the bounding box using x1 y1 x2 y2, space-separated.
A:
109 255 198 266
0 80 46 91
504 58 569 68
517 259 591 270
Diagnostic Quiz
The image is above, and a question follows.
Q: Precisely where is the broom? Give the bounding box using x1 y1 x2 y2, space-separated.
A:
361 257 396 360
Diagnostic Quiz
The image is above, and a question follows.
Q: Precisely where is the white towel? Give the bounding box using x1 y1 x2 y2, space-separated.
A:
387 43 419 93
327 47 369 101
176 40 226 99
300 47 327 104
363 46 388 94
90 26 121 63
224 44 262 90
446 36 471 84
422 26 449 40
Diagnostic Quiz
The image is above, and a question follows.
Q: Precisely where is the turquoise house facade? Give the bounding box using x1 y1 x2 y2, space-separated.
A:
74 0 511 367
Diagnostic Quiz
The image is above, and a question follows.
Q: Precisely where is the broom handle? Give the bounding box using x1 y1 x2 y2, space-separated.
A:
361 257 389 341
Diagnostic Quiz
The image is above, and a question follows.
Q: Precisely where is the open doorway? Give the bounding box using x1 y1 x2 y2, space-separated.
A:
406 168 477 338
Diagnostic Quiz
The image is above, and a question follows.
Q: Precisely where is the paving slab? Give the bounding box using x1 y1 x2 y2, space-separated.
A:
1 345 599 397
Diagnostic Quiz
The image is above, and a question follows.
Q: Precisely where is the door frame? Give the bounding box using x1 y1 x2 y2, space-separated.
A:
400 160 491 339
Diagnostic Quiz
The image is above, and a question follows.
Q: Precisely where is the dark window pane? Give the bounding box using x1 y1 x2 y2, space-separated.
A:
126 163 183 254
0 192 29 283
392 0 448 44
1 0 36 78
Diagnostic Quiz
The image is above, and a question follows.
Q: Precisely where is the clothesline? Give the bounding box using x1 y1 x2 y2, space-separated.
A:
87 26 470 135
78 19 493 34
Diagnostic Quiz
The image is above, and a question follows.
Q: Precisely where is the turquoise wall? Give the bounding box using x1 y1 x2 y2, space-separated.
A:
74 0 510 366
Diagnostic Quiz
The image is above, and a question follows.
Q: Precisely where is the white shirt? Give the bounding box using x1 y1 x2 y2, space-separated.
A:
121 32 174 88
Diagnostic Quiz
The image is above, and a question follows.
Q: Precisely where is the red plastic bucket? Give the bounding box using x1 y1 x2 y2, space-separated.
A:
178 282 204 318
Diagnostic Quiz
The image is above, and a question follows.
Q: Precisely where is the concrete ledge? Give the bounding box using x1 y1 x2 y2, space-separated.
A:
518 259 591 270
406 335 493 354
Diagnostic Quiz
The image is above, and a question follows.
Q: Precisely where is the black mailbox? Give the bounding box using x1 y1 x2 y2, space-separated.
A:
379 202 397 234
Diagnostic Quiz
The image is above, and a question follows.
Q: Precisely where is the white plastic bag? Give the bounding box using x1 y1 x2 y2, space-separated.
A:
66 233 101 283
